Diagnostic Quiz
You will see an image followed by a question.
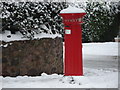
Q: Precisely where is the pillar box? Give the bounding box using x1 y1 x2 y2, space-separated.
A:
60 6 86 76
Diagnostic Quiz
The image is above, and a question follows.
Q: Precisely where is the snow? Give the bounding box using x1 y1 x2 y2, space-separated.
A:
82 42 118 56
0 31 62 42
2 44 8 48
0 77 2 89
1 68 118 88
60 6 85 13
73 0 120 2
0 43 13 48
3 0 120 2
1 42 118 88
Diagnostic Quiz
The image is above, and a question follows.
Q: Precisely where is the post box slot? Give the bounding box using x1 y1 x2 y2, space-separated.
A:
65 26 70 27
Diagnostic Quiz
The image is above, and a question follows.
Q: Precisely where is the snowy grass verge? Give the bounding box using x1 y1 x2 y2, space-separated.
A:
2 68 118 88
82 42 118 56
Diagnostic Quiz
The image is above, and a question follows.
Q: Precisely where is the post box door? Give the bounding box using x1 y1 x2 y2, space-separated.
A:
64 24 83 76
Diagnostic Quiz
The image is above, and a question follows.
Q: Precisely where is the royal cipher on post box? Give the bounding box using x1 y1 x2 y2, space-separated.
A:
60 6 86 76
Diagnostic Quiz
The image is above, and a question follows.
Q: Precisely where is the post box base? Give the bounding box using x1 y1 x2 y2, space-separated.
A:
64 74 83 76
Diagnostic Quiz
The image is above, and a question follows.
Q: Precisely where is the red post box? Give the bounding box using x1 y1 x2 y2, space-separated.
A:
60 6 86 76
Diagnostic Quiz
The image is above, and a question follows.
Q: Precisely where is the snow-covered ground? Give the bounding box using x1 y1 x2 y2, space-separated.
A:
83 42 118 56
0 42 118 88
82 42 118 69
1 68 118 88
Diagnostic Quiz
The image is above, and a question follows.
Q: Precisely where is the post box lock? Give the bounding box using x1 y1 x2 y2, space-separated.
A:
65 29 71 34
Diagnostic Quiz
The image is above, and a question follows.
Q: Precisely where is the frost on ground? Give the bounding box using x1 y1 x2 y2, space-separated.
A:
2 68 118 88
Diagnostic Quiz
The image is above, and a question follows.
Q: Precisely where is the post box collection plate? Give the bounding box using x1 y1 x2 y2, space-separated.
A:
65 29 71 34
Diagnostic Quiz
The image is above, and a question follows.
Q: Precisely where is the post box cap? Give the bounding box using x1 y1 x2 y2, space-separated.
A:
60 6 85 14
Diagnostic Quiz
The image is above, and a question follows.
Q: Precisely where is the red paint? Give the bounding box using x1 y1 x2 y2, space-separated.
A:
60 13 86 76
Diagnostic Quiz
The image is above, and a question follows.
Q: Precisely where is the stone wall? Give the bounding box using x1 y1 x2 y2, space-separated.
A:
2 37 63 77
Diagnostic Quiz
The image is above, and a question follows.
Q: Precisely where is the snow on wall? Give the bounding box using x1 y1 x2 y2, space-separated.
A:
0 31 62 42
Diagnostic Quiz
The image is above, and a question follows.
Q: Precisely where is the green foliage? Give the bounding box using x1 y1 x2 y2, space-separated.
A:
82 2 119 42
1 2 68 39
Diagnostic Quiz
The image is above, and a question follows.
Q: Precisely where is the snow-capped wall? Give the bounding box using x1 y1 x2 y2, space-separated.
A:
2 37 63 77
0 31 62 42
